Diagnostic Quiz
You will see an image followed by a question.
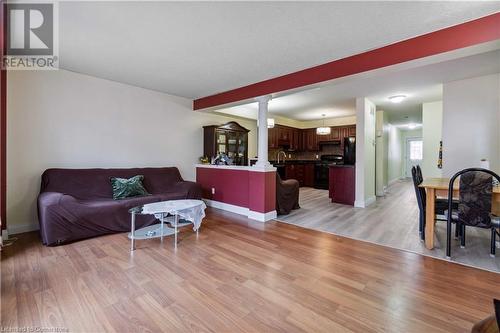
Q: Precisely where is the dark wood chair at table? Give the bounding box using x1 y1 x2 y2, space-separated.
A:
411 165 456 241
445 168 500 258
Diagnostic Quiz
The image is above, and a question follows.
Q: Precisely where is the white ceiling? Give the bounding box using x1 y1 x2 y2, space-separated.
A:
59 1 500 99
215 49 500 124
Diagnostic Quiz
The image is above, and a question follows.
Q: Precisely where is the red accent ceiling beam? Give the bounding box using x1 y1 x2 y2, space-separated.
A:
194 12 500 110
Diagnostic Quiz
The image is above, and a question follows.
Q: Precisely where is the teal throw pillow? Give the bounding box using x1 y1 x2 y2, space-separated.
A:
110 175 150 200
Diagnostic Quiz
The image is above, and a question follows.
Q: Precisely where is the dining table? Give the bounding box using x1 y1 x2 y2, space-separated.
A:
419 177 500 250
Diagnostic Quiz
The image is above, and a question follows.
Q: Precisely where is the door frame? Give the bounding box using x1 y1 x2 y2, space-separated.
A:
405 137 423 178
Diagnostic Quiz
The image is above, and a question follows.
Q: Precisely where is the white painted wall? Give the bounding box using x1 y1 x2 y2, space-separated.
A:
442 73 500 176
355 97 376 207
7 70 258 233
422 101 443 178
375 110 388 196
387 124 402 184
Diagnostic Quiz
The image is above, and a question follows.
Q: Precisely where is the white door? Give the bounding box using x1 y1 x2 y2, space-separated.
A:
406 138 423 177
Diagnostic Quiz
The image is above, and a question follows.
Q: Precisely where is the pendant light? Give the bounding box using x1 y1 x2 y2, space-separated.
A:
316 114 331 135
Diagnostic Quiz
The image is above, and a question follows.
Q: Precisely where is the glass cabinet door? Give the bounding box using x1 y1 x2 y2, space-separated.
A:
216 131 227 154
226 131 238 160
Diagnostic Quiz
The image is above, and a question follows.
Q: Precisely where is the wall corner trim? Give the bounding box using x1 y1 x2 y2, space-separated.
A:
354 196 376 208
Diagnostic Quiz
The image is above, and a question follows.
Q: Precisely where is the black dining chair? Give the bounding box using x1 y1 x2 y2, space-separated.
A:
416 165 423 183
411 165 454 241
446 168 500 258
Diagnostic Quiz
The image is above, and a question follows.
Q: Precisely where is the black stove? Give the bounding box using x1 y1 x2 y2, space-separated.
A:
314 155 344 189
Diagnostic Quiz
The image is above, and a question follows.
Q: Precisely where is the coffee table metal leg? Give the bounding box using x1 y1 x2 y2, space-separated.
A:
174 214 179 250
160 213 164 243
130 212 136 251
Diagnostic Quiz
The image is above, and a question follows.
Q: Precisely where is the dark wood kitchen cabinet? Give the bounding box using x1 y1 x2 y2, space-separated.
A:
330 127 341 140
290 128 300 150
285 162 315 187
348 125 356 136
304 164 315 187
268 125 301 150
268 126 278 149
304 128 319 151
285 164 297 182
268 124 356 152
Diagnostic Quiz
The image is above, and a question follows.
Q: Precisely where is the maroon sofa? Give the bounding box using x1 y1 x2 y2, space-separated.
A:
37 167 202 246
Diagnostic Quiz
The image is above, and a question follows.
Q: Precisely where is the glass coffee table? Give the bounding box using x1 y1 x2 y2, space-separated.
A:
128 199 206 251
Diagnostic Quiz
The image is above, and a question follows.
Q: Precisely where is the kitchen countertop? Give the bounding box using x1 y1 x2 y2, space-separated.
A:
328 164 355 168
269 160 320 165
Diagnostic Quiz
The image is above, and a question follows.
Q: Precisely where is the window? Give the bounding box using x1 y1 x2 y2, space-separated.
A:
409 140 423 160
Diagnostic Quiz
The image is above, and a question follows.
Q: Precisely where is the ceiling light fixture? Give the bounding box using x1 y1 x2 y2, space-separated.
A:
316 114 331 135
388 95 407 103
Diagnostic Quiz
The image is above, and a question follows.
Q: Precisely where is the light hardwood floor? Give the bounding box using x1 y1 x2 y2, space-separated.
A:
276 180 500 272
2 208 500 332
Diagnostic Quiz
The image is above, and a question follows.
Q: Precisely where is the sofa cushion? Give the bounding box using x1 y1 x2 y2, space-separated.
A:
110 175 150 200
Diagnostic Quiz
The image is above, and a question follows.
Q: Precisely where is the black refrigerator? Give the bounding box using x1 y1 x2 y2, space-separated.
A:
343 136 356 165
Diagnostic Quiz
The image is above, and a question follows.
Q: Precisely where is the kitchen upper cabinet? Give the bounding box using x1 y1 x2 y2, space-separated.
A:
348 125 356 136
290 128 300 150
331 127 341 140
305 128 319 151
268 126 278 149
278 127 289 142
268 124 356 152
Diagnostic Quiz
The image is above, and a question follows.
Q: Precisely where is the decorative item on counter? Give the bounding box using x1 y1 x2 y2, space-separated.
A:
437 141 443 169
212 153 233 166
480 159 498 186
480 158 490 170
199 156 210 164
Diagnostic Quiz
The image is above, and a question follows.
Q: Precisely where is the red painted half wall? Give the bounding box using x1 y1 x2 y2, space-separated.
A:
248 171 276 213
196 166 276 215
196 168 249 208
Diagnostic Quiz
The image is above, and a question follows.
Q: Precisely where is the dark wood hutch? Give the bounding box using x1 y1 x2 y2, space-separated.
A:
203 121 250 166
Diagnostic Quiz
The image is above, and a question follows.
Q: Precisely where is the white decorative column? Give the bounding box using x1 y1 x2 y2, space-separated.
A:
255 95 272 169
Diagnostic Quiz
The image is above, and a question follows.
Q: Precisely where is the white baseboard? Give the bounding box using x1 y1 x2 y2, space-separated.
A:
354 196 376 208
247 210 277 222
203 199 276 222
204 199 249 216
388 178 399 186
365 196 376 207
7 222 39 235
1 229 8 241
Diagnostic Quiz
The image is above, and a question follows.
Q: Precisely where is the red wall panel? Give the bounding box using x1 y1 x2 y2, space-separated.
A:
248 171 276 213
196 167 276 214
196 168 249 208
